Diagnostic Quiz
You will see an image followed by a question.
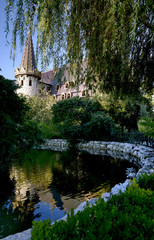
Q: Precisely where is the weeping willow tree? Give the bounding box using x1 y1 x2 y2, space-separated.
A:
5 0 153 95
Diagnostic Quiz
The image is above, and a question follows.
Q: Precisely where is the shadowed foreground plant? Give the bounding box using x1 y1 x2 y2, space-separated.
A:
31 173 154 240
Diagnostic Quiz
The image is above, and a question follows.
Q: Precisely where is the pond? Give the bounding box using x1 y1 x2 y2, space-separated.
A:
0 149 138 239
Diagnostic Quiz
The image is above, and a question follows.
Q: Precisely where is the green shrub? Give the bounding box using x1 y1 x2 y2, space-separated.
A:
31 175 154 240
39 121 60 139
96 93 153 132
52 97 115 142
138 118 154 139
52 97 102 126
137 173 154 191
83 112 115 140
17 120 43 150
25 94 58 139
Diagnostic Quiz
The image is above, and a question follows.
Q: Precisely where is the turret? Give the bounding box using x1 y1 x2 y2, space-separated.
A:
15 29 41 96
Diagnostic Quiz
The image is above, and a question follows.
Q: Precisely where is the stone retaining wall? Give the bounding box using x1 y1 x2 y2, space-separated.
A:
3 139 154 240
41 139 154 177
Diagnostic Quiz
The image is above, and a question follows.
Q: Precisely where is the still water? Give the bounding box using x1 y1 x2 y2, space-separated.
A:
0 150 138 238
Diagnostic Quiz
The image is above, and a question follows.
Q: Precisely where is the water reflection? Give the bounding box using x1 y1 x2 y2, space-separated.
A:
0 150 138 238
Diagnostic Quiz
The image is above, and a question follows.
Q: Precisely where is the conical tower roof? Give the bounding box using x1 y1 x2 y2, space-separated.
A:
20 29 37 71
15 30 41 79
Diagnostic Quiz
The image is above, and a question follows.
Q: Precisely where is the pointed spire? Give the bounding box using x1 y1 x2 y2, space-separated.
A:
15 29 41 79
20 29 36 71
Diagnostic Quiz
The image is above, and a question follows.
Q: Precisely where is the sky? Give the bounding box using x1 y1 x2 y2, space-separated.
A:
0 1 50 80
0 1 23 80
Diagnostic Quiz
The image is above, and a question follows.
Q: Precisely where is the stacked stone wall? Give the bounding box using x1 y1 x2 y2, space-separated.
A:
41 139 154 176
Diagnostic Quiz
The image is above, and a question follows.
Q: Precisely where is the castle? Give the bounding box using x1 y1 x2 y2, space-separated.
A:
15 30 91 100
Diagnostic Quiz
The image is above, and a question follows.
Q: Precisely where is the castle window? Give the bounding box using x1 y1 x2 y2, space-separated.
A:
29 79 32 86
47 86 51 92
65 82 69 89
61 94 65 100
82 90 86 97
21 80 23 86
23 76 25 80
56 84 60 91
67 93 71 99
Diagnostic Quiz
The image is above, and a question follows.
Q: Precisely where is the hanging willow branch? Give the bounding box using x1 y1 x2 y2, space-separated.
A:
5 0 153 95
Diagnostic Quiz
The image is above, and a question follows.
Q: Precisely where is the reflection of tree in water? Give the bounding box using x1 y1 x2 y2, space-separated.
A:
0 149 139 238
0 167 15 202
0 191 39 238
50 187 64 210
51 150 138 198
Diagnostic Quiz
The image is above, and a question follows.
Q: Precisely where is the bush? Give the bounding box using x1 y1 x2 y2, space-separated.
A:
83 112 115 140
25 94 58 139
31 174 154 240
137 173 154 191
17 120 43 150
96 93 153 132
52 97 102 126
52 97 115 142
138 118 154 139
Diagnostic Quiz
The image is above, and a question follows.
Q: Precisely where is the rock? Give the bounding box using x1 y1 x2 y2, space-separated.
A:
102 192 112 202
127 173 136 179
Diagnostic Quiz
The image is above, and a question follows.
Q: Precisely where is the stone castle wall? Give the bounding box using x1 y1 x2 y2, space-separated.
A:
16 76 38 96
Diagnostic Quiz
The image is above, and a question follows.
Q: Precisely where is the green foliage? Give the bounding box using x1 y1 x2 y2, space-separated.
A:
31 174 154 240
0 75 28 165
137 173 154 191
5 0 153 95
96 92 153 131
17 121 43 150
52 97 115 142
52 97 102 126
83 112 115 141
138 118 154 139
25 94 56 124
25 94 59 139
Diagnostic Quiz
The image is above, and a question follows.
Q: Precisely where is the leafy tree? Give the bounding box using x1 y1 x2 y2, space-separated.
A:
83 112 115 141
5 0 153 95
138 118 154 139
95 92 154 131
52 97 102 125
25 93 56 124
25 93 58 138
0 74 28 167
52 97 115 142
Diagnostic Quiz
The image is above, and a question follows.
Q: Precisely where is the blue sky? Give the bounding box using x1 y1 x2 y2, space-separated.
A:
0 1 23 80
0 1 48 80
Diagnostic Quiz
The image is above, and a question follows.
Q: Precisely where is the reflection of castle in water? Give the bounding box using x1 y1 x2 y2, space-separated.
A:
10 165 56 208
9 164 86 213
8 150 130 220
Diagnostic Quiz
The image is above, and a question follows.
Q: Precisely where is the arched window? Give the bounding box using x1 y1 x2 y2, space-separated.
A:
21 80 23 86
82 90 86 96
61 94 65 100
65 82 69 89
29 79 32 86
56 84 60 91
47 86 51 92
67 93 71 99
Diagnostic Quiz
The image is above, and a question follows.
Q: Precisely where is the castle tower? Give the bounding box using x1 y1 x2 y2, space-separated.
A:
15 29 41 96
